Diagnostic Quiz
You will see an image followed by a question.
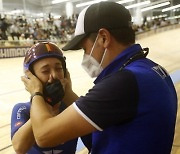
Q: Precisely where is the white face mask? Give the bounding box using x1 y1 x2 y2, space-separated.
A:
81 34 107 78
81 54 103 78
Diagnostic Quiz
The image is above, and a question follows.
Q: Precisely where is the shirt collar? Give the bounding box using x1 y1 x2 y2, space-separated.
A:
94 44 143 84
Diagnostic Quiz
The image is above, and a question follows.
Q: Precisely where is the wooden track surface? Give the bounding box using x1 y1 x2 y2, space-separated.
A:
0 27 180 154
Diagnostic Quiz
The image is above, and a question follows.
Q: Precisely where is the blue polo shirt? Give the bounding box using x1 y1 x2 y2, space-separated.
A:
74 44 177 154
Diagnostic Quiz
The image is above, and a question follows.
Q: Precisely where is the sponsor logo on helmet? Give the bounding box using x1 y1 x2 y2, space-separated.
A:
45 44 51 52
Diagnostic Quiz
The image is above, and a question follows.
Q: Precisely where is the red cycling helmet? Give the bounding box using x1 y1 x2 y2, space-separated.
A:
24 42 66 75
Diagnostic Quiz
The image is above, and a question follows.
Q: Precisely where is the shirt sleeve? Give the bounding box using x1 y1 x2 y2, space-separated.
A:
11 102 31 139
74 70 139 130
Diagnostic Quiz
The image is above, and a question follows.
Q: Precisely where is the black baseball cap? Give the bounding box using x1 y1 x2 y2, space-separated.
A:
62 1 132 51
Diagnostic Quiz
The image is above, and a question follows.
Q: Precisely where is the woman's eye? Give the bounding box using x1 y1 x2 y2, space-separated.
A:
42 70 50 74
56 67 63 71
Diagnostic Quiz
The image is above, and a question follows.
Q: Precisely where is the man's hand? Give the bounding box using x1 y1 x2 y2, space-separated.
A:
21 70 43 95
62 69 79 106
63 69 72 92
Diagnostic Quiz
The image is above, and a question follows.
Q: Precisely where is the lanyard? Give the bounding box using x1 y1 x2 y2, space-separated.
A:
119 48 149 71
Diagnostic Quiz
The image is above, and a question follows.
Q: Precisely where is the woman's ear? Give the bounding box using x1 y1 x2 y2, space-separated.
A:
98 28 111 48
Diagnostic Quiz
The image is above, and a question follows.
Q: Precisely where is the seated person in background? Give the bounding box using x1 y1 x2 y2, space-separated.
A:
11 42 79 154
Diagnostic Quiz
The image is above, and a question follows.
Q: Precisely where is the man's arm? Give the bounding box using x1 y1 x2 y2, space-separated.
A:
30 96 96 147
22 70 96 148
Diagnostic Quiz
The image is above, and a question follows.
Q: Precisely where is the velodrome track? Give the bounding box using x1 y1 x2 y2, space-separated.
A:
0 26 180 154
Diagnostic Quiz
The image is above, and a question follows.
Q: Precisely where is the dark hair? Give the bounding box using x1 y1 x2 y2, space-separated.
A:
109 28 135 45
88 27 135 45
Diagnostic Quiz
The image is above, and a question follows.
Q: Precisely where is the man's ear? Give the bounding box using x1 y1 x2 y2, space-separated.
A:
98 28 111 48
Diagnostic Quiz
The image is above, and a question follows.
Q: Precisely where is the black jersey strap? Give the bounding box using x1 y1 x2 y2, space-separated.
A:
119 48 149 71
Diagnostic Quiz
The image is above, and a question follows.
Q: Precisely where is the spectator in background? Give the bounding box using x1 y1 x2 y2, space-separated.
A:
9 22 20 40
0 17 10 40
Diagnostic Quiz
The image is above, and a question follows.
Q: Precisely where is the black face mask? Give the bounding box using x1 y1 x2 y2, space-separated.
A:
43 79 65 106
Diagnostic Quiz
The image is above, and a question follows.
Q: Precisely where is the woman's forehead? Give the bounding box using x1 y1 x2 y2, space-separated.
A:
34 57 62 68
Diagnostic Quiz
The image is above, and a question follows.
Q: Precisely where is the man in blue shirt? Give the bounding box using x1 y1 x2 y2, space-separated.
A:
21 2 177 154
